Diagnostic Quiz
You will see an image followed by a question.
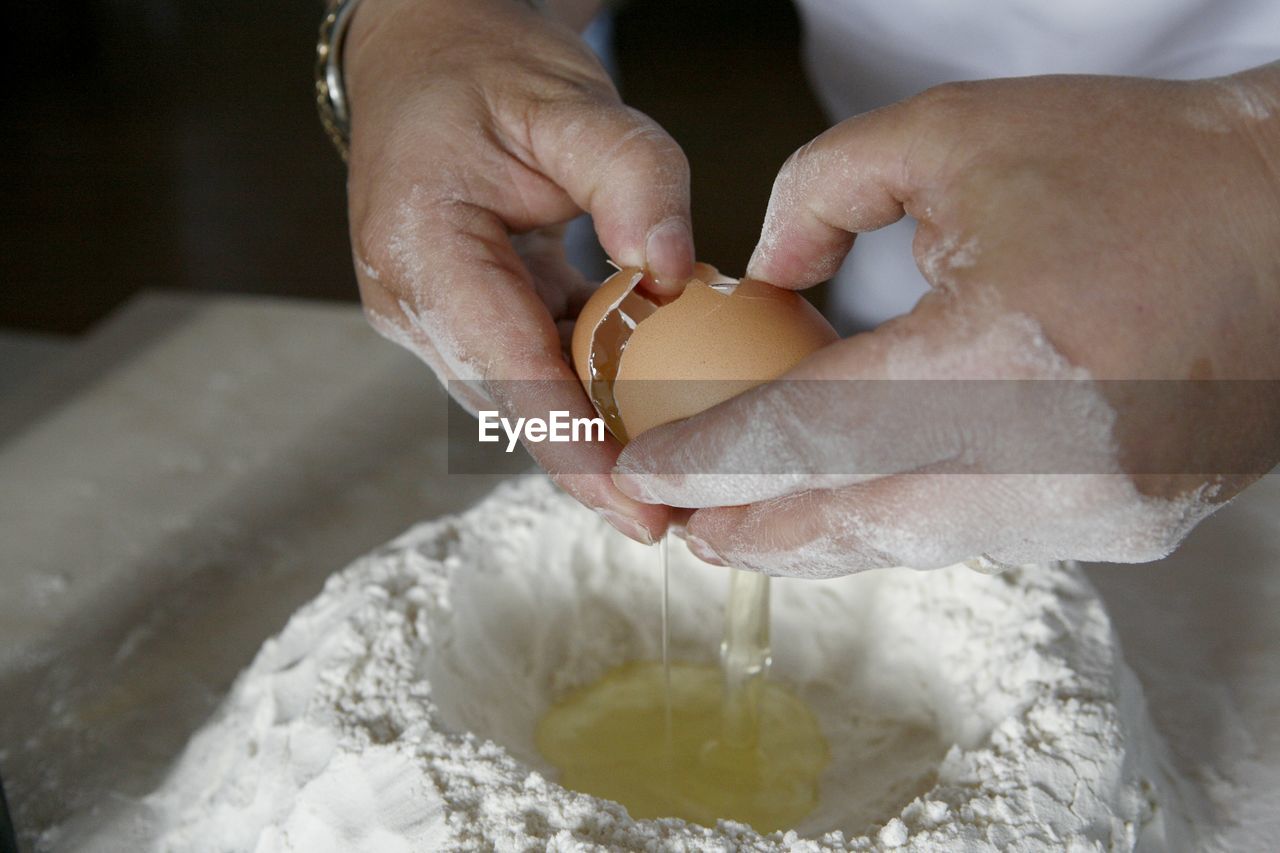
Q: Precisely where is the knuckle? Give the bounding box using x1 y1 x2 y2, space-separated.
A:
536 72 616 107
918 79 979 103
612 110 689 175
911 80 981 119
510 72 616 144
776 137 823 190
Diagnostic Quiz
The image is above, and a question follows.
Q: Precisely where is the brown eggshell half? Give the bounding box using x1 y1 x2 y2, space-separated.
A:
571 266 644 390
613 276 837 439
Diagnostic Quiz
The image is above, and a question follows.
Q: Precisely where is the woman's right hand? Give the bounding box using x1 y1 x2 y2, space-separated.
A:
343 0 694 544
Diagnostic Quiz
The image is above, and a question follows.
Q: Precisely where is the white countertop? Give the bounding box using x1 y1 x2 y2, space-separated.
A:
1 293 1275 849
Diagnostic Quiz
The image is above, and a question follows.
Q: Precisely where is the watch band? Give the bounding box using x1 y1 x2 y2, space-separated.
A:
314 0 549 162
315 0 364 162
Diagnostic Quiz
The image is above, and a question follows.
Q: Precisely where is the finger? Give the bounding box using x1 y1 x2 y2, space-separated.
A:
394 199 668 543
356 272 493 415
684 471 1015 578
686 465 1195 576
746 98 938 289
612 284 1109 511
493 376 669 545
530 99 694 290
613 295 972 508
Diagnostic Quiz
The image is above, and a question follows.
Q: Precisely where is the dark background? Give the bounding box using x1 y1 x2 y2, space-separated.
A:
2 0 827 336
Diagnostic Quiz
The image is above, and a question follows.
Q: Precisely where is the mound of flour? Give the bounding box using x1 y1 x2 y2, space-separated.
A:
88 477 1200 851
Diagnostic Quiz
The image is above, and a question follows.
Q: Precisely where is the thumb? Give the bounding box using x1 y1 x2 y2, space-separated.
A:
532 99 694 291
746 99 934 289
612 296 971 508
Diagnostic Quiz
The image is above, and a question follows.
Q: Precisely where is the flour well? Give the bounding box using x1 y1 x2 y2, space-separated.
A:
83 477 1201 851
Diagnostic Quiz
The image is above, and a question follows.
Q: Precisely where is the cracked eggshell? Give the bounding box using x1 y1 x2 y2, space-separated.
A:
570 266 643 386
572 265 838 441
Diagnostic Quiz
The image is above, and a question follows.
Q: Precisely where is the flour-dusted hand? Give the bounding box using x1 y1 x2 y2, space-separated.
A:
344 0 695 543
615 66 1280 575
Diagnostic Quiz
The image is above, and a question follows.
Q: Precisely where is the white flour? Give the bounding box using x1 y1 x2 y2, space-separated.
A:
84 477 1204 851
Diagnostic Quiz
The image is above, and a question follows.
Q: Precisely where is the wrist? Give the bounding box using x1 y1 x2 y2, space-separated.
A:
344 0 477 89
347 0 594 66
344 0 597 114
341 0 480 149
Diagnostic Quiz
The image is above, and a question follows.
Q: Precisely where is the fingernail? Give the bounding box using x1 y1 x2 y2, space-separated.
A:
599 507 656 546
745 242 780 283
612 470 659 503
686 533 728 566
644 219 694 288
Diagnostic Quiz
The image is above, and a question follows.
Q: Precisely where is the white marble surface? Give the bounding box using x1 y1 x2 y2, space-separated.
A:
0 294 514 848
0 330 70 398
0 293 1275 849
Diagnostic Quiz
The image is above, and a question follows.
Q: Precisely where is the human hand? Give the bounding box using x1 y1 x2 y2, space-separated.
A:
614 67 1280 575
343 0 695 543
